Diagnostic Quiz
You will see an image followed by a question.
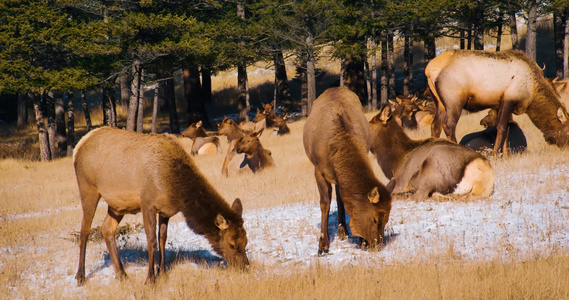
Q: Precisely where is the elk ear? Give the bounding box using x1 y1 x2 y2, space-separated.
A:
379 105 392 124
196 120 203 128
386 179 396 194
412 92 419 101
283 113 288 120
231 198 243 216
557 107 568 124
215 214 229 230
254 128 264 137
368 187 380 204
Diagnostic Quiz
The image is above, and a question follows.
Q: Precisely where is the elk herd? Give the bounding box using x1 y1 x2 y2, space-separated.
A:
73 49 569 285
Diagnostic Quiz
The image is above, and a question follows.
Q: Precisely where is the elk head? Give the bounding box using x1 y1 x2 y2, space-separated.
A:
348 187 391 250
213 198 249 269
234 129 263 156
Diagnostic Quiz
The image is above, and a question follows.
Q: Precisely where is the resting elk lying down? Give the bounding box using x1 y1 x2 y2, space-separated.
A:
234 129 275 172
273 114 291 135
426 49 569 155
303 87 392 254
180 120 220 155
389 95 419 130
73 127 249 285
370 105 495 201
459 109 527 154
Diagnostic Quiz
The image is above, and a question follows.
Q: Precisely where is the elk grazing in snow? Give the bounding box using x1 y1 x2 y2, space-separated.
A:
426 49 569 155
73 127 249 285
303 87 392 254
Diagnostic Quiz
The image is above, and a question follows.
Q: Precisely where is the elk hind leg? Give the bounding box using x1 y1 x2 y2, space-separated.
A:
75 184 101 286
315 170 332 255
157 215 169 275
101 209 125 280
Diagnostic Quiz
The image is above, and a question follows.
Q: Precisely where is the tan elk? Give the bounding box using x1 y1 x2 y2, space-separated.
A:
303 87 392 254
273 114 291 135
233 129 275 172
73 127 249 285
217 117 252 176
180 121 220 155
426 49 569 155
370 105 494 201
389 94 419 129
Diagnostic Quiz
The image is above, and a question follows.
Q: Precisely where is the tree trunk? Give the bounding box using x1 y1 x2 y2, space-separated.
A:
136 68 146 133
274 50 292 110
370 37 378 110
343 56 368 106
237 62 250 123
164 76 179 133
184 66 210 128
45 90 57 159
81 90 92 131
508 2 519 50
102 83 117 127
496 14 503 52
565 11 569 79
460 29 466 50
473 0 485 50
152 83 159 133
17 93 28 128
201 68 212 104
120 74 130 111
127 60 141 131
306 53 316 116
32 92 51 161
403 31 410 97
298 59 308 117
55 94 67 156
525 0 538 61
554 11 566 79
66 91 74 157
380 34 388 107
408 30 414 93
388 31 395 99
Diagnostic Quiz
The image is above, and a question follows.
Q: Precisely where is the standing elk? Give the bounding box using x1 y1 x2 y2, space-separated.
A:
460 109 527 154
370 105 494 201
425 49 569 155
73 127 249 285
218 117 252 176
303 87 392 254
180 120 220 155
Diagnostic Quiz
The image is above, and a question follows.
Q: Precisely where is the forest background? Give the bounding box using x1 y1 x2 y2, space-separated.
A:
1 0 569 161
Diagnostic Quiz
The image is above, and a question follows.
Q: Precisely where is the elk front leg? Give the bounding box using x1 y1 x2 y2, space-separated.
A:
141 206 158 284
493 102 515 156
314 169 332 255
75 186 101 286
335 185 347 240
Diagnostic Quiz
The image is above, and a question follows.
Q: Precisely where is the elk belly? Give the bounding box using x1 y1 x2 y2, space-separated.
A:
452 157 494 198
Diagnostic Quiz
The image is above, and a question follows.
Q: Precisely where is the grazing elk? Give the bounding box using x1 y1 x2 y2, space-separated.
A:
460 109 527 154
180 121 220 155
218 117 252 176
73 127 249 285
303 87 392 254
370 105 494 201
273 114 291 135
426 49 569 155
233 129 275 172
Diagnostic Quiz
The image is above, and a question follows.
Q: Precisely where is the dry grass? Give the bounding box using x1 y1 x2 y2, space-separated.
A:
1 105 569 298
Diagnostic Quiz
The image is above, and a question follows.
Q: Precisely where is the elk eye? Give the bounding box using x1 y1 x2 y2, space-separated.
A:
373 218 378 224
229 243 236 250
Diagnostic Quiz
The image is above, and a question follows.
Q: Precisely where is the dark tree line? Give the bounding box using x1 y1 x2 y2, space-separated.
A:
0 0 568 161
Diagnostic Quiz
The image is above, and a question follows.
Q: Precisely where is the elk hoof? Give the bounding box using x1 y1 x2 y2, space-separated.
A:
337 225 347 240
317 247 329 256
75 274 86 287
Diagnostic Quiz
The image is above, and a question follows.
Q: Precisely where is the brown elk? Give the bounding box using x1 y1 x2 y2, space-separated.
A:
426 49 569 155
218 117 252 176
389 94 419 130
73 127 249 285
233 129 275 172
370 105 494 201
180 121 220 155
303 87 392 254
460 109 527 154
273 114 291 135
